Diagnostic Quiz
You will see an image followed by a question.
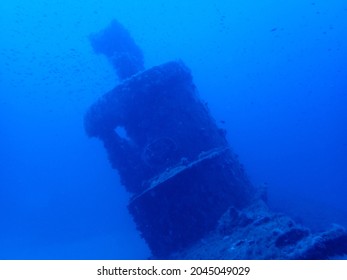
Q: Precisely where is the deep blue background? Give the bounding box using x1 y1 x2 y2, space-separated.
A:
1 0 346 259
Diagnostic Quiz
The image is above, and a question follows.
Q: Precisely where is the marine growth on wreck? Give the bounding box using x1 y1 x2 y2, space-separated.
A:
85 20 347 260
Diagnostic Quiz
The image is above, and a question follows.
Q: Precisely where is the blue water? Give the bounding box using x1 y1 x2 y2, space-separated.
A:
1 0 346 259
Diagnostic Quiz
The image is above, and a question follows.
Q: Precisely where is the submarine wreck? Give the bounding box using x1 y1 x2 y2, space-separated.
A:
84 20 347 259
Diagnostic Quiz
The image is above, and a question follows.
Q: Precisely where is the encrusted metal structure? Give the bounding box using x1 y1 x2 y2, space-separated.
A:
85 58 254 257
85 20 347 259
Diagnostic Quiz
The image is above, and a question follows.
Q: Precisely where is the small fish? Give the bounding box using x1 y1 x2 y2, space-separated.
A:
270 27 278 32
